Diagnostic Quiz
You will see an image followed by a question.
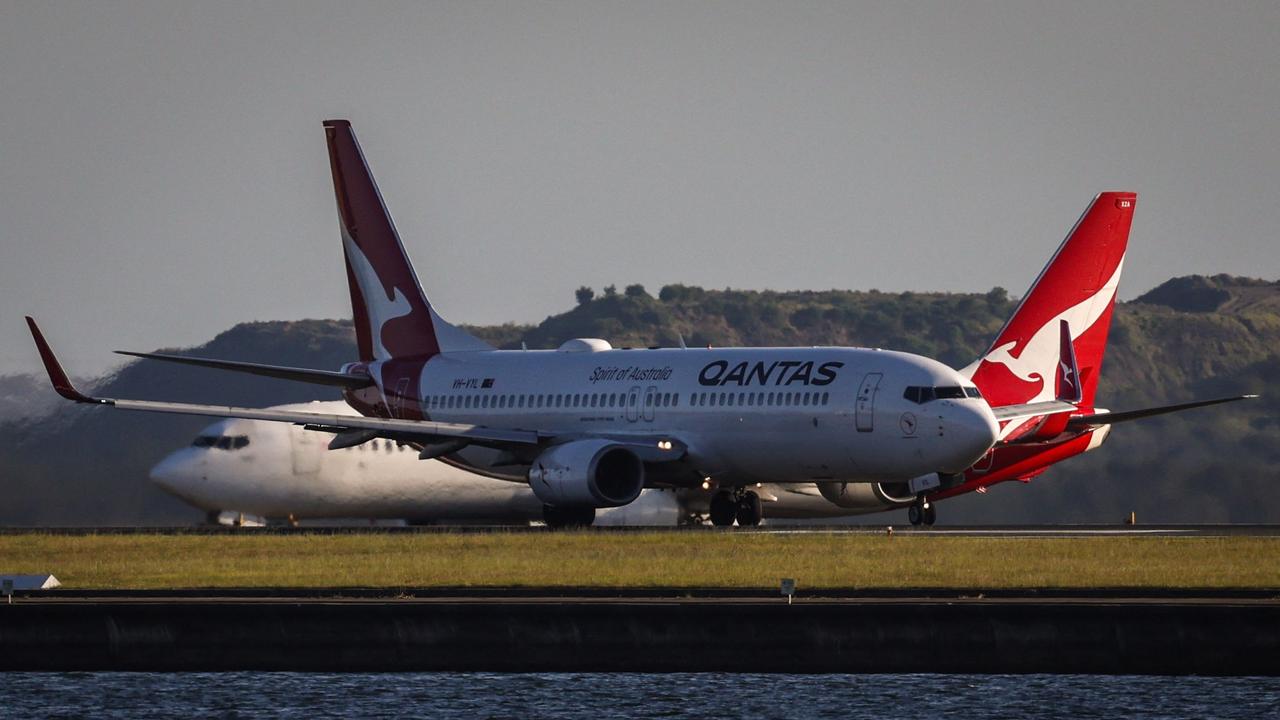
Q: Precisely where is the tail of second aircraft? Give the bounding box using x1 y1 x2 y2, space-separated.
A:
962 192 1137 408
323 119 492 363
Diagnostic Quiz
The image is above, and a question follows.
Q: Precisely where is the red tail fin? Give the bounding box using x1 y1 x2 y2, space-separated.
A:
963 192 1136 408
324 120 491 362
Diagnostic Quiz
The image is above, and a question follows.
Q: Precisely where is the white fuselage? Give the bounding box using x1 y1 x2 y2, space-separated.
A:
393 345 998 484
149 402 684 525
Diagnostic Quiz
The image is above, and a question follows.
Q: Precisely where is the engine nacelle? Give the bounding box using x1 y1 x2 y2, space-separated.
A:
528 440 645 508
817 481 916 511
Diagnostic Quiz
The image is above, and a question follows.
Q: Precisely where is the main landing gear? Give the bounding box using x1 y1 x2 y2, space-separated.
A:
908 497 937 527
543 505 596 529
709 489 763 527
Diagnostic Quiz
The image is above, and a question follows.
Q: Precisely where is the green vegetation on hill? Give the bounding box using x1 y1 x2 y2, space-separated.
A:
1 275 1276 525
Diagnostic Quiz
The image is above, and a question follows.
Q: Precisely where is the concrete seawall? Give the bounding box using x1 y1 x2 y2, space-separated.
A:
2 591 1277 674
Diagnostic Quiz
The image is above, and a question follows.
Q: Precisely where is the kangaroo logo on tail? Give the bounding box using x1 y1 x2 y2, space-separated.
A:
963 192 1136 408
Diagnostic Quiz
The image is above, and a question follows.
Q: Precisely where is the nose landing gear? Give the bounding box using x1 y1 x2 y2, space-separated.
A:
709 489 763 527
908 497 937 526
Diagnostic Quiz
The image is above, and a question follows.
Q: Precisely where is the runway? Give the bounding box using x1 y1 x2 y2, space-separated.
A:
3 524 1279 536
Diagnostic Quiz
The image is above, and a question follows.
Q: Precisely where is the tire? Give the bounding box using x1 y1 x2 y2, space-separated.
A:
908 504 923 526
709 492 737 526
922 503 937 526
735 491 763 527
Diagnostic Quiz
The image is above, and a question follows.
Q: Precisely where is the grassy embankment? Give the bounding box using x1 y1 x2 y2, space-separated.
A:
1 533 1277 590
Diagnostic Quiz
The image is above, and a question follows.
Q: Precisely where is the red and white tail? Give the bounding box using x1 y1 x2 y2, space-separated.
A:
962 192 1136 408
324 119 492 362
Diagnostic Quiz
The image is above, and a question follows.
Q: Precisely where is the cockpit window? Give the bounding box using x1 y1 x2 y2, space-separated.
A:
903 386 936 404
195 434 251 450
904 385 974 404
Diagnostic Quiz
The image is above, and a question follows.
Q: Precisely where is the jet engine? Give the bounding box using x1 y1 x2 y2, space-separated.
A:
528 440 645 508
816 481 916 511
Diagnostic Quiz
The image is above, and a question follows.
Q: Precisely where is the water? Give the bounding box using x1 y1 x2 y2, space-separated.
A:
4 673 1278 719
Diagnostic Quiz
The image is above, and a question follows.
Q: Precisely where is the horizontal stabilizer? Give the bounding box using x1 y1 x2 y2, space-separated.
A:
1067 395 1258 428
115 351 374 389
990 400 1079 423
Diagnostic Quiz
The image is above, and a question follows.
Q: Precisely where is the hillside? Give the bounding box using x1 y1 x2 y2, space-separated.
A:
1 276 1276 525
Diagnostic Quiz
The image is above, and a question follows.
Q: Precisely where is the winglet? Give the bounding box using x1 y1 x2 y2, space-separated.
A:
1055 319 1082 404
25 317 104 404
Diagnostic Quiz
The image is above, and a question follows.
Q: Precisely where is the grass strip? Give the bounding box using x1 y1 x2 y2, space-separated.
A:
1 532 1277 590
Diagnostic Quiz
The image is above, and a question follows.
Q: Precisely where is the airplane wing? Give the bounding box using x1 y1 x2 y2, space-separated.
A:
114 350 374 389
1066 395 1258 429
27 318 538 448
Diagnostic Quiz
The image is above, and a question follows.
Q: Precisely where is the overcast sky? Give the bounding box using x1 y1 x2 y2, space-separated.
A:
2 1 1277 377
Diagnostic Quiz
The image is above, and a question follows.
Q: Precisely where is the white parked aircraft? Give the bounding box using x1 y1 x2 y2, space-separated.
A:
149 401 684 526
30 120 1252 528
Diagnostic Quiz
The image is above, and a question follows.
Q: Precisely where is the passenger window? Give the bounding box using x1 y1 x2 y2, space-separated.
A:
662 393 671 407
672 394 679 407
746 393 755 407
822 392 830 405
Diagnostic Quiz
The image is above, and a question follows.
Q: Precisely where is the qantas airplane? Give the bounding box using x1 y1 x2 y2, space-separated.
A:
27 120 1254 527
150 401 917 526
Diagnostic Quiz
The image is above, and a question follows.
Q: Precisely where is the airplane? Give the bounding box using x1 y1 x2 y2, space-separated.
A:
27 120 1255 528
149 401 935 526
150 400 684 526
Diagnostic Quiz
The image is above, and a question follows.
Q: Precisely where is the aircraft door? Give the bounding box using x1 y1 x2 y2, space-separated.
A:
625 386 641 423
290 427 322 477
642 386 657 422
390 377 411 418
855 372 883 433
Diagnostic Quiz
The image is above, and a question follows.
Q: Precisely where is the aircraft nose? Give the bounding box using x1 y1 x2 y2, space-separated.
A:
938 401 1000 474
148 448 202 496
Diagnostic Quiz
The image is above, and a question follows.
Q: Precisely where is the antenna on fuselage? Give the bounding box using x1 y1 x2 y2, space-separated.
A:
677 333 688 350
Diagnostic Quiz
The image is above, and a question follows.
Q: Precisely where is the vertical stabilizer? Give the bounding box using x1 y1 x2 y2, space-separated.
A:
323 119 492 362
962 192 1136 408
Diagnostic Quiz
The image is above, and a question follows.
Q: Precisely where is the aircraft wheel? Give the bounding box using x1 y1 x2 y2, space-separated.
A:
735 491 763 527
543 505 596 529
709 492 736 526
908 504 923 526
922 502 937 526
